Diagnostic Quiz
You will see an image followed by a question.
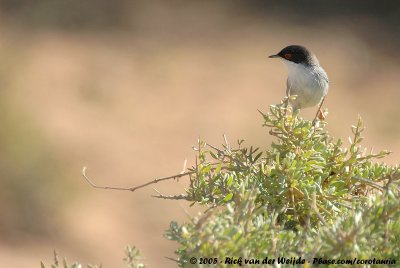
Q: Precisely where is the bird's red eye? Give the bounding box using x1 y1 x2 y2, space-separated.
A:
284 53 292 60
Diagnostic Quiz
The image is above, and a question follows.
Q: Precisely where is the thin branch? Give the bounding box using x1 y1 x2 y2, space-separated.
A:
377 173 400 182
352 176 384 191
206 143 246 168
312 192 327 225
82 166 195 192
223 133 230 151
53 250 59 266
152 194 190 200
180 159 188 174
165 256 179 263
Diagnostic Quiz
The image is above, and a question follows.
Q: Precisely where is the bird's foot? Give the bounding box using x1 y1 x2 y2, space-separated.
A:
317 109 325 120
312 109 327 126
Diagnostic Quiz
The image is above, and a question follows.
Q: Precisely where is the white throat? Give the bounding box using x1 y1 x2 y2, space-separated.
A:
282 60 313 82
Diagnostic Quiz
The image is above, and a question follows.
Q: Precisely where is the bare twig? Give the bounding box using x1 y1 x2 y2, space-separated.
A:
181 159 187 174
206 143 246 168
53 250 59 266
223 133 230 151
152 194 189 200
165 256 180 263
82 166 195 192
352 176 384 191
312 192 327 225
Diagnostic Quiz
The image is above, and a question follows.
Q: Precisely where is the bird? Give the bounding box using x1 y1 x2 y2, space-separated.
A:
269 45 329 120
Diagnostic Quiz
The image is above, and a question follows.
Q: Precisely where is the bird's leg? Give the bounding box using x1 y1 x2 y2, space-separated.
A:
313 97 326 124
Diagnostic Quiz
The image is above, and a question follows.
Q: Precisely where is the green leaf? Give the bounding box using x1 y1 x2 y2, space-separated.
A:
226 175 233 187
223 193 233 202
214 163 222 174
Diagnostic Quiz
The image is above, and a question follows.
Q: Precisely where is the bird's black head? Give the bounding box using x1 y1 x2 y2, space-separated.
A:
269 45 317 66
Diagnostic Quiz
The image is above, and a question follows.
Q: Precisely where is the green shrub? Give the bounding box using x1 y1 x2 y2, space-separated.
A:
164 97 400 267
43 97 400 267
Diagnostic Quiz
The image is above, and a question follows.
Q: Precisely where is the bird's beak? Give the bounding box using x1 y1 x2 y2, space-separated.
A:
269 54 280 58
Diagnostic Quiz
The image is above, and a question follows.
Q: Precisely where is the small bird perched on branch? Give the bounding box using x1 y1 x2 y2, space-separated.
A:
269 45 329 120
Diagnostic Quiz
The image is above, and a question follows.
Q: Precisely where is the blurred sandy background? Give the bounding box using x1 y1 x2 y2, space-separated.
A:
0 1 399 267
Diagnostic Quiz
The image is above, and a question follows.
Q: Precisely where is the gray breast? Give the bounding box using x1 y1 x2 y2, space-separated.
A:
286 64 329 110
